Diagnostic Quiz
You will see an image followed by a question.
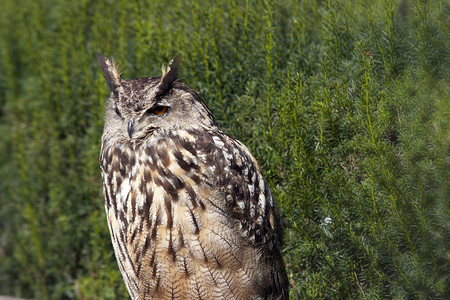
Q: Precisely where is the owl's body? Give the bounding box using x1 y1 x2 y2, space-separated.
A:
98 55 288 300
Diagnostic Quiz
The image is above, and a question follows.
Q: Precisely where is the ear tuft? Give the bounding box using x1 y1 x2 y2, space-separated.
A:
97 54 121 92
158 54 182 94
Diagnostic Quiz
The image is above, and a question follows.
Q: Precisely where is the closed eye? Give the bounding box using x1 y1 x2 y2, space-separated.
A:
147 105 168 116
115 106 123 118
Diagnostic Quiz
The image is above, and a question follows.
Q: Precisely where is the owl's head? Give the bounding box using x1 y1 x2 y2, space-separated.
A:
98 54 217 144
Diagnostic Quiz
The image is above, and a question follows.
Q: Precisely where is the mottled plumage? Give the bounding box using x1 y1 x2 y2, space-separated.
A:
98 54 288 300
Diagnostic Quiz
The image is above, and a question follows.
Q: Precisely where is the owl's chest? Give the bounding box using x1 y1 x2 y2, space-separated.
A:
105 141 235 249
106 153 256 298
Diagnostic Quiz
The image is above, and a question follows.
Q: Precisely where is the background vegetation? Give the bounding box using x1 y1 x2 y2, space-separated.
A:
0 0 448 299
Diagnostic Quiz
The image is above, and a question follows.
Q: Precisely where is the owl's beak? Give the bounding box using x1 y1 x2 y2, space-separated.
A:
128 118 134 139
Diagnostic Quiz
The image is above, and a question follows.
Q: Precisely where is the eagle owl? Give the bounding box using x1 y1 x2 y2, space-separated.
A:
98 54 289 300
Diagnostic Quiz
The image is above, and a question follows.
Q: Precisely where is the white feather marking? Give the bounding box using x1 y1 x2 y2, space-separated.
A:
259 194 266 213
212 135 224 148
237 201 245 210
120 178 131 203
248 182 255 196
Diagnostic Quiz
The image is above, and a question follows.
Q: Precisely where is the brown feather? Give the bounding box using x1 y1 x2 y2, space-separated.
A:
97 54 121 92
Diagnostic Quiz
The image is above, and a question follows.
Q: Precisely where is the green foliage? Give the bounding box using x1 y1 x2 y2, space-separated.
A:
0 0 448 299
